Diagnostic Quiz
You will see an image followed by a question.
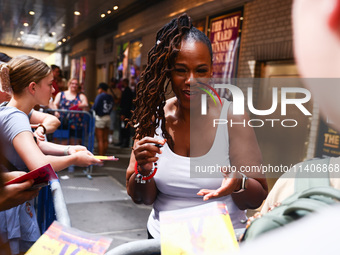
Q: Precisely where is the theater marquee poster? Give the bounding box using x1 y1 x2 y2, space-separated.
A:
208 11 242 82
315 119 340 158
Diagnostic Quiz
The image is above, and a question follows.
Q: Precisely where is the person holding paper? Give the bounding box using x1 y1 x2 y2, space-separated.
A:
126 14 268 239
0 131 39 253
0 55 101 254
0 148 40 254
0 171 40 212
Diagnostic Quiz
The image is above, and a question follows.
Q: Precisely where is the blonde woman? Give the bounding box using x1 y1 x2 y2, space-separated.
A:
0 55 101 254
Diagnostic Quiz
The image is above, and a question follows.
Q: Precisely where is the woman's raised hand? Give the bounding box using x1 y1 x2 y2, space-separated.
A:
133 137 166 171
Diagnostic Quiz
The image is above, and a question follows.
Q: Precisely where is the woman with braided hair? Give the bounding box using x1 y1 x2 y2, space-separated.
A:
126 14 268 239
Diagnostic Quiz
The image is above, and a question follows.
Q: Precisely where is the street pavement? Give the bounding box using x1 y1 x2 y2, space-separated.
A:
56 141 258 253
57 144 152 251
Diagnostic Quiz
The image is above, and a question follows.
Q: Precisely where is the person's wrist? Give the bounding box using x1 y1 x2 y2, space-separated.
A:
233 172 248 193
134 161 158 184
64 146 70 156
37 124 46 134
138 164 152 175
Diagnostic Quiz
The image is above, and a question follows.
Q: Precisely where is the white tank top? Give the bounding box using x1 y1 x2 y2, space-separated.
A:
147 99 247 238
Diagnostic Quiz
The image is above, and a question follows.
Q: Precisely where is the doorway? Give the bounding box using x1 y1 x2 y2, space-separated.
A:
253 61 313 189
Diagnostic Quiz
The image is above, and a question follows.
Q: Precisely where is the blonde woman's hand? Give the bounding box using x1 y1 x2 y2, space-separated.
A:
31 124 46 141
73 150 103 167
68 145 87 155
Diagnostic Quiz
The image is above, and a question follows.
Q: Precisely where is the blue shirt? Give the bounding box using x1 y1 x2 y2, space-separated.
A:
92 92 114 117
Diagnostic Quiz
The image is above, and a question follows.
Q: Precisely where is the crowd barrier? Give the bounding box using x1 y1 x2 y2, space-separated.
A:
35 109 96 233
46 109 96 153
46 109 96 178
105 239 161 255
35 180 71 233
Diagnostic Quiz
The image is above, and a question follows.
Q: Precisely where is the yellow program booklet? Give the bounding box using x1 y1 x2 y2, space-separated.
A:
160 202 239 255
26 221 112 255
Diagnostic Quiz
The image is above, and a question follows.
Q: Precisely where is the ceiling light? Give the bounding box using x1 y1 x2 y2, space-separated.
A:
101 13 105 18
17 38 21 41
74 11 81 16
240 17 244 20
23 23 29 27
29 11 35 15
62 23 65 27
113 6 118 10
20 31 24 35
51 32 56 36
62 38 66 42
58 41 62 45
107 10 112 14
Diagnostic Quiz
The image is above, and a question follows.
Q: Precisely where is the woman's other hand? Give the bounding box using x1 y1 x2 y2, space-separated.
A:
197 172 242 201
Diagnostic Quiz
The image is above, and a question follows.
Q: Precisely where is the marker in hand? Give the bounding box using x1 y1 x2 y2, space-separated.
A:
93 156 119 161
154 139 166 150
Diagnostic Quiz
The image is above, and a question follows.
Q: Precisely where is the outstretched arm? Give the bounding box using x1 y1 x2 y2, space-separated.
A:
13 131 101 172
37 140 87 156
